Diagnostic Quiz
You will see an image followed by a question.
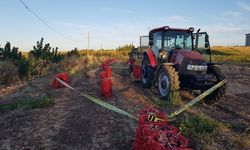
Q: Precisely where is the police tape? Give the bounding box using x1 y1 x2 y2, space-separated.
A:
147 114 166 122
55 77 226 121
55 77 138 121
167 79 227 118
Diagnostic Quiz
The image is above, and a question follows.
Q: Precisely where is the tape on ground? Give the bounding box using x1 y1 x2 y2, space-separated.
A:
167 79 227 118
55 77 226 121
55 77 138 120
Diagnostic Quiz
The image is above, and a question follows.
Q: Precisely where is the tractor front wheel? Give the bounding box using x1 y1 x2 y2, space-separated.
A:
157 65 180 100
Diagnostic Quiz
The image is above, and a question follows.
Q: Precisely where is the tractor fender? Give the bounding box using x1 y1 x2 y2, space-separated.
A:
143 48 157 68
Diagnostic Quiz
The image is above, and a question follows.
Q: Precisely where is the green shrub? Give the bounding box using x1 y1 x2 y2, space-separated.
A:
0 42 31 80
67 48 79 57
17 59 30 79
0 61 19 85
179 113 223 139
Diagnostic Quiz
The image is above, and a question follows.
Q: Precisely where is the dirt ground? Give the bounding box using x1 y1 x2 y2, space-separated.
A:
0 63 250 150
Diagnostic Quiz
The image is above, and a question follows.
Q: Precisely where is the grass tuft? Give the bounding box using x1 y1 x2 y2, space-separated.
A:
179 113 223 139
0 96 54 113
168 91 183 107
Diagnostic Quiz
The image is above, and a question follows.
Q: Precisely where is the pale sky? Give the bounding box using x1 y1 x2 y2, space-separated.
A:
0 0 250 51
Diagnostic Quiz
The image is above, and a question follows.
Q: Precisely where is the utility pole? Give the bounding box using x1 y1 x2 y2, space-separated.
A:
87 31 90 55
87 31 90 50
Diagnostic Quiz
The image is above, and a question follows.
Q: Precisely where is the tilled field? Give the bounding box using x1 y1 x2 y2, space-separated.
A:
0 63 249 149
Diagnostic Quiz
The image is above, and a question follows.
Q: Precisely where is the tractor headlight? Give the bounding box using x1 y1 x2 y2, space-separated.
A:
159 51 168 59
187 64 207 72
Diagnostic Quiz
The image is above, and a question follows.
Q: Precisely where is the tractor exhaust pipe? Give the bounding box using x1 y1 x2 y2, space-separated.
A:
195 29 200 51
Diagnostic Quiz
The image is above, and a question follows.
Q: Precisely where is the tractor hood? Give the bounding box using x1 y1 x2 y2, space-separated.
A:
171 50 207 75
171 50 205 65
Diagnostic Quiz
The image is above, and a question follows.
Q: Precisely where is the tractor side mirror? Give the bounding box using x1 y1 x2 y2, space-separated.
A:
205 42 209 48
149 40 154 46
205 34 209 43
205 34 210 49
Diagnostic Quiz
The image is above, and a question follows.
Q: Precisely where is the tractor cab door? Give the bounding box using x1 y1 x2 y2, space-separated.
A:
193 32 211 62
151 31 163 61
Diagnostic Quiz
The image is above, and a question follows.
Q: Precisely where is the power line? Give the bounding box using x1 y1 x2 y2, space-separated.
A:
18 0 78 42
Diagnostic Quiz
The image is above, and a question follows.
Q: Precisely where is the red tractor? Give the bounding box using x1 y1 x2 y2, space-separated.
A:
129 26 226 104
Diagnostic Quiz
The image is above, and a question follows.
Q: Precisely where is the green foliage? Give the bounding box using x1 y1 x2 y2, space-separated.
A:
28 58 39 75
116 44 134 52
0 61 19 85
168 92 183 106
30 38 50 59
17 59 30 79
51 47 64 63
179 113 223 139
67 47 79 57
29 38 65 75
29 38 65 63
0 42 22 63
0 96 54 113
0 42 30 81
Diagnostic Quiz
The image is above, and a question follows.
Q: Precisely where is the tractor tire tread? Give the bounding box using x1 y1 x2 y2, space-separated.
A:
204 66 227 105
157 65 180 100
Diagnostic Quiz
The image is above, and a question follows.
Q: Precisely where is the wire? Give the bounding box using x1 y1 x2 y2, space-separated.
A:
18 0 78 42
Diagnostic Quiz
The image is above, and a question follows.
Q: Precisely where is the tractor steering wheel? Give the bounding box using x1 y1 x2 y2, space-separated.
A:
175 45 182 50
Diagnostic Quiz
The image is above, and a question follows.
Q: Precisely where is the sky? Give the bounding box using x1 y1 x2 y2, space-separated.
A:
0 0 250 51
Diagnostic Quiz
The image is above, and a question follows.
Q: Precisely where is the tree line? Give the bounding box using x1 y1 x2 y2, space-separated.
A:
0 38 135 85
0 38 79 85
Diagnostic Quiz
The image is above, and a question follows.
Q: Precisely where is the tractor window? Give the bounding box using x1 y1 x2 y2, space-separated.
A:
152 32 162 57
196 34 207 53
139 36 149 52
164 31 193 51
194 32 211 62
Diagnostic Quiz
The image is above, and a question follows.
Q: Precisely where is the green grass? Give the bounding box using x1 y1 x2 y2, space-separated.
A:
179 113 224 141
168 91 183 106
0 96 54 113
149 91 183 107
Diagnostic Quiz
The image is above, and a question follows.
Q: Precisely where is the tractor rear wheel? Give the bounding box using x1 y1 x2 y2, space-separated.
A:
141 55 154 88
157 65 180 100
204 66 226 105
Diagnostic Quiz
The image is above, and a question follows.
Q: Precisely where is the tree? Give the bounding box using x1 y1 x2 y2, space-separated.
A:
51 47 65 63
29 38 65 75
67 47 79 57
0 42 30 79
0 42 22 63
116 44 134 52
30 38 51 60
